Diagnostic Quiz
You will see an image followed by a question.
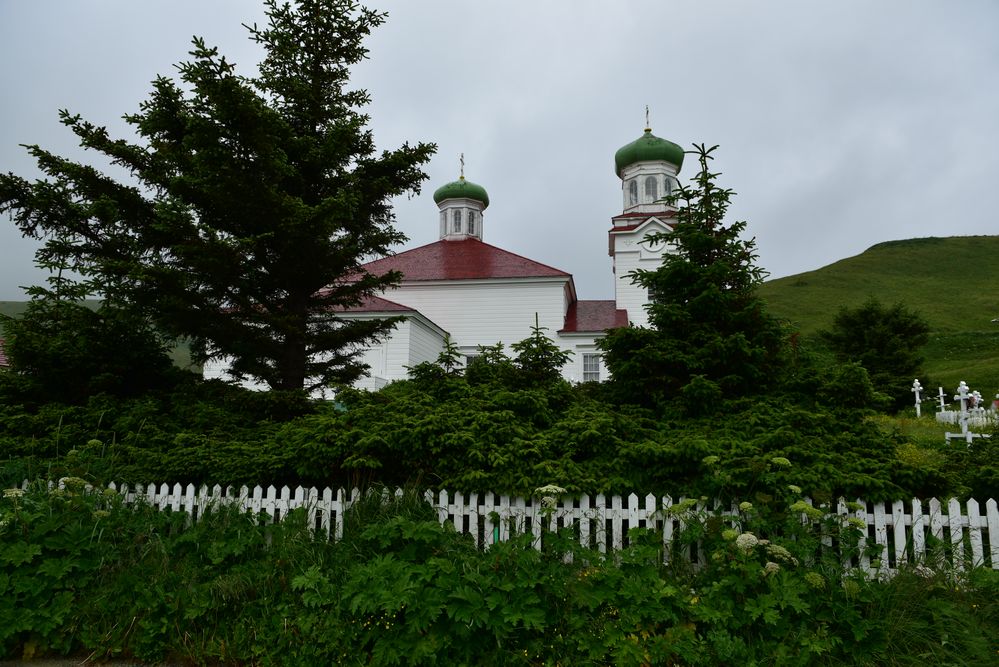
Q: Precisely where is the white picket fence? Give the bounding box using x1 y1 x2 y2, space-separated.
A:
18 480 999 576
936 409 997 428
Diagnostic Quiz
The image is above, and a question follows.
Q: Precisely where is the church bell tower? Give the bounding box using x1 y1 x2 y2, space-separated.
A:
609 123 685 328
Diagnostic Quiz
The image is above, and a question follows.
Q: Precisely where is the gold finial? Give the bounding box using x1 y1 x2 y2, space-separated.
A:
645 105 651 132
459 152 465 180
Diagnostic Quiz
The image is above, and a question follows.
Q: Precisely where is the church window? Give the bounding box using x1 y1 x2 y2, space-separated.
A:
644 176 658 202
582 354 601 382
452 209 462 232
440 211 446 236
467 211 476 235
663 176 673 197
628 180 638 206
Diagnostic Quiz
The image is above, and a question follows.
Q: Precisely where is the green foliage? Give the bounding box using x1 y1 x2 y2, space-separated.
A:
821 297 931 412
2 484 996 665
600 144 786 411
509 316 573 389
0 379 314 490
0 0 435 391
0 296 178 405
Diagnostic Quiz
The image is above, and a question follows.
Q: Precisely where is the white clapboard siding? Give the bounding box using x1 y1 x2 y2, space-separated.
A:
15 479 999 575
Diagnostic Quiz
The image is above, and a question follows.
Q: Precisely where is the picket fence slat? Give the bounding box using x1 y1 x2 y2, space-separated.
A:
912 498 926 563
987 499 999 568
12 479 999 575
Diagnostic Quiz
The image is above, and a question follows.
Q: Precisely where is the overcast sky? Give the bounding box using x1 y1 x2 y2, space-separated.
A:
1 1 997 302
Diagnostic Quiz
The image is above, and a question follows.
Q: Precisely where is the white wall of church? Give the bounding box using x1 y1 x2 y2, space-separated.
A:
613 224 671 329
558 335 608 384
384 279 570 350
353 316 446 391
614 249 654 328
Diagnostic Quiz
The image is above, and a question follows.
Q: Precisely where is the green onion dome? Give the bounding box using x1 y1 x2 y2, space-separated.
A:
614 129 684 177
432 177 489 208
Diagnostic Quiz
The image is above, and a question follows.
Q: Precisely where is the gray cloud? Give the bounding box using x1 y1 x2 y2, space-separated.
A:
2 0 996 302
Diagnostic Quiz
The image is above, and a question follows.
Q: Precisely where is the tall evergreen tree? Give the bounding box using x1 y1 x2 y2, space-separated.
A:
599 144 785 411
0 0 435 391
821 297 930 412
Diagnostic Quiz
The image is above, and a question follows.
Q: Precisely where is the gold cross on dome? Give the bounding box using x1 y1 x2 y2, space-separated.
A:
459 153 465 179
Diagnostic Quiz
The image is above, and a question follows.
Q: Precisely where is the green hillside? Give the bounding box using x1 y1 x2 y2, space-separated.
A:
759 235 999 393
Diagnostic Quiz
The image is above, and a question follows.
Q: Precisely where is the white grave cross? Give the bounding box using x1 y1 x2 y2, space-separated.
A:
954 381 971 435
911 379 923 418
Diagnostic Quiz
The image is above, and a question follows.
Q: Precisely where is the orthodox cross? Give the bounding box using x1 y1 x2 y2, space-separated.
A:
459 153 465 179
954 381 971 435
645 105 650 130
911 379 923 418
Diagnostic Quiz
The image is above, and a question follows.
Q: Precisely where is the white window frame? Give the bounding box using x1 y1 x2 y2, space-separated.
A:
582 353 601 382
644 175 658 202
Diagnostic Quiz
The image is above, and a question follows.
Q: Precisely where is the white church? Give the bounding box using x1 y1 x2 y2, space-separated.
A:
204 125 684 390
341 125 685 390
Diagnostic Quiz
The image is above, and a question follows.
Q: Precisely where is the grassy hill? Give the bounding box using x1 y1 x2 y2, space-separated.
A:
759 235 999 393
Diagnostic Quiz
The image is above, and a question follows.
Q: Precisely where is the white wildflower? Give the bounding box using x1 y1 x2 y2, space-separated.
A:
770 457 792 468
3 488 24 499
739 501 753 512
735 532 759 552
762 561 781 576
765 544 799 566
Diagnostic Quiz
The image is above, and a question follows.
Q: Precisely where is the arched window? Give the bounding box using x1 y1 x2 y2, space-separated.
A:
644 176 658 202
663 176 673 197
467 211 476 235
628 180 638 206
452 209 462 232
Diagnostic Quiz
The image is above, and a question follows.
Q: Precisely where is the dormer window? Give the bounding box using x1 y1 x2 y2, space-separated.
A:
644 176 658 202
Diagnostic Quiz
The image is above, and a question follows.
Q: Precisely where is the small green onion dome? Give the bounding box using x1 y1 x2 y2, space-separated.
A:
433 177 489 208
614 129 684 177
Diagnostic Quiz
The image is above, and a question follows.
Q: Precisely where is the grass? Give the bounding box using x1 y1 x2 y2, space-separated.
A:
761 235 999 393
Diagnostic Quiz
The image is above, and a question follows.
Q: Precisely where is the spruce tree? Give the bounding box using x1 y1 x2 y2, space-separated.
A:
599 144 785 411
0 0 434 391
821 297 930 411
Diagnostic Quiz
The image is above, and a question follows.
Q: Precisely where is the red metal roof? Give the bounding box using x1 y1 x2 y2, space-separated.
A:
560 300 629 333
362 238 571 281
612 210 677 219
342 295 415 313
